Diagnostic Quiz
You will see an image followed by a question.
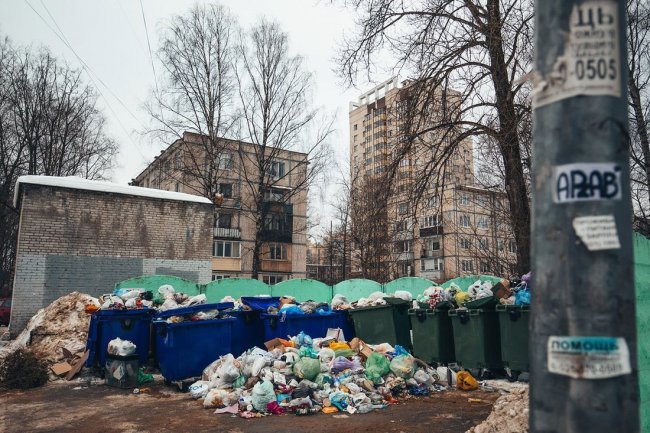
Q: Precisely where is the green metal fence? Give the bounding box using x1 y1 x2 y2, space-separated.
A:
634 233 650 433
332 279 383 302
383 277 434 297
114 275 200 302
203 278 271 303
440 275 503 291
271 279 332 303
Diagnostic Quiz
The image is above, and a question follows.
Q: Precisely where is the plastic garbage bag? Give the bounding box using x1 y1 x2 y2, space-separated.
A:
107 338 136 356
333 348 357 359
328 341 351 351
318 348 335 363
455 291 470 307
515 288 531 305
390 355 415 379
393 290 413 302
329 391 351 410
331 294 349 309
186 294 207 306
367 291 385 302
314 373 334 386
233 376 246 388
203 388 232 408
331 356 358 373
251 380 275 411
457 370 479 391
189 380 210 399
293 357 320 381
298 346 319 359
158 284 175 297
413 369 434 385
159 298 178 311
391 345 409 357
294 331 313 348
365 353 390 384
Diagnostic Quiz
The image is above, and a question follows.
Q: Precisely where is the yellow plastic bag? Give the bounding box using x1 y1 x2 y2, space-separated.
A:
329 341 351 350
455 291 470 307
456 370 479 391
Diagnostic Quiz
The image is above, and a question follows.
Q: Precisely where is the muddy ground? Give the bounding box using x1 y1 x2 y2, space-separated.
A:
0 382 498 433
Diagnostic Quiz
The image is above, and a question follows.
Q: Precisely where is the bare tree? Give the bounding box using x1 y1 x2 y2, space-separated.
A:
627 0 650 217
337 0 534 274
0 36 117 294
236 19 333 279
145 3 237 199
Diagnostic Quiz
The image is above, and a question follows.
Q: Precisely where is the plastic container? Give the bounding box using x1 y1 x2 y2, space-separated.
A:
153 303 235 381
105 354 139 389
496 304 530 372
409 307 455 364
85 308 154 368
229 297 281 355
448 308 502 370
261 310 354 341
348 297 412 350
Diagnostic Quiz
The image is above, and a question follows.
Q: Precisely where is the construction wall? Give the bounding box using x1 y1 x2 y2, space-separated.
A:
10 183 214 336
634 233 650 433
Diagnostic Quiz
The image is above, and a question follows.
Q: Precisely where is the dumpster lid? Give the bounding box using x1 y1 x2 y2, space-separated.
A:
463 296 498 310
95 307 156 317
241 296 281 311
154 302 234 319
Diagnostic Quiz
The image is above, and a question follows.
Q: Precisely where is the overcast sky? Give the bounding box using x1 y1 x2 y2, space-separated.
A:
0 0 380 235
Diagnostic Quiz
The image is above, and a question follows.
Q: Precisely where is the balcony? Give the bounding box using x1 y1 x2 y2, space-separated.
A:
213 227 241 239
420 226 443 237
396 252 414 261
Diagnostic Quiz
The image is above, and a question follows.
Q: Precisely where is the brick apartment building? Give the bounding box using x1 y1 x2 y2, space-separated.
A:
132 132 308 284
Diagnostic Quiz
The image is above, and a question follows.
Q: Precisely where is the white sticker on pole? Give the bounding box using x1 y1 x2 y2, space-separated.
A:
572 215 620 250
533 1 621 108
547 336 631 379
553 163 622 203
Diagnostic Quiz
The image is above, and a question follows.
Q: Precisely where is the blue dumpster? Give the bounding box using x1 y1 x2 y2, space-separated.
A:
230 297 280 356
261 309 355 341
85 308 154 368
153 303 235 381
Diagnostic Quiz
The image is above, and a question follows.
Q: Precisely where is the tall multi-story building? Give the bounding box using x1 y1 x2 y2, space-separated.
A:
349 78 517 282
133 132 308 283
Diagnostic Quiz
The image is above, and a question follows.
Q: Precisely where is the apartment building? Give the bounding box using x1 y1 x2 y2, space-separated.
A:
349 78 517 282
133 132 308 283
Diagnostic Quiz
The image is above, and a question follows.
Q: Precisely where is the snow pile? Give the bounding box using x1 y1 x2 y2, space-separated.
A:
1 292 99 364
467 385 529 433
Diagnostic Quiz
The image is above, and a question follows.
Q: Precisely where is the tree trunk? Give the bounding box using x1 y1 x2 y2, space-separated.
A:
629 74 650 209
485 0 531 275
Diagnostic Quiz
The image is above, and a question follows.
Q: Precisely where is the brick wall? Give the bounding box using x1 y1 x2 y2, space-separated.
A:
9 184 214 336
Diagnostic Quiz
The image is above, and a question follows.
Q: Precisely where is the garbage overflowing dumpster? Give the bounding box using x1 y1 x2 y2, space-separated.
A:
348 297 412 350
153 302 235 381
229 297 281 356
409 306 455 365
85 308 154 368
262 309 353 341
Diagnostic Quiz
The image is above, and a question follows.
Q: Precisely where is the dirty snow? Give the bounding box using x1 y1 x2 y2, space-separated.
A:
466 384 529 433
0 292 99 365
14 175 212 206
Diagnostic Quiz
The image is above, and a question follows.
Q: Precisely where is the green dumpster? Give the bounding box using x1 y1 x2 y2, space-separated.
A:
348 297 412 350
496 304 530 372
409 306 455 364
449 306 502 370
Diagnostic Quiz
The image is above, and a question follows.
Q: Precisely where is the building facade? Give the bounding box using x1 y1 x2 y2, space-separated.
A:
10 176 214 336
133 132 308 283
349 78 516 282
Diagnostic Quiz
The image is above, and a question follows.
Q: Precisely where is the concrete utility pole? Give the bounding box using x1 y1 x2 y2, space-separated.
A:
531 1 639 433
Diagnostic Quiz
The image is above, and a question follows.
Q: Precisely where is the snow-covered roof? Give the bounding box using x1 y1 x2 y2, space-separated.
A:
14 175 213 207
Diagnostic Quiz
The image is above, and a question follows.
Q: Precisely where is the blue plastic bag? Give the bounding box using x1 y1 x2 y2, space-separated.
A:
515 289 531 305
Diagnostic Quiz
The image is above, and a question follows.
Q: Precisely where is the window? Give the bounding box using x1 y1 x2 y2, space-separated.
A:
425 195 439 209
399 159 410 167
264 188 285 202
460 237 471 249
215 213 232 229
476 195 487 208
398 203 409 215
477 216 489 229
353 124 358 131
479 238 489 250
461 259 474 272
211 274 231 281
262 275 284 285
395 241 411 253
175 182 181 192
421 215 441 228
497 239 505 251
508 240 517 253
421 257 444 271
427 237 441 251
459 193 470 206
218 183 233 198
354 135 358 142
267 161 286 179
213 240 241 258
395 221 408 232
268 243 288 260
459 214 470 227
217 153 233 169
174 151 183 169
480 262 490 273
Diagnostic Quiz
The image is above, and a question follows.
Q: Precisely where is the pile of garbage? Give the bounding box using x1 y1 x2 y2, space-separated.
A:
331 291 413 310
0 292 99 366
188 331 446 417
101 285 208 312
466 384 529 433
